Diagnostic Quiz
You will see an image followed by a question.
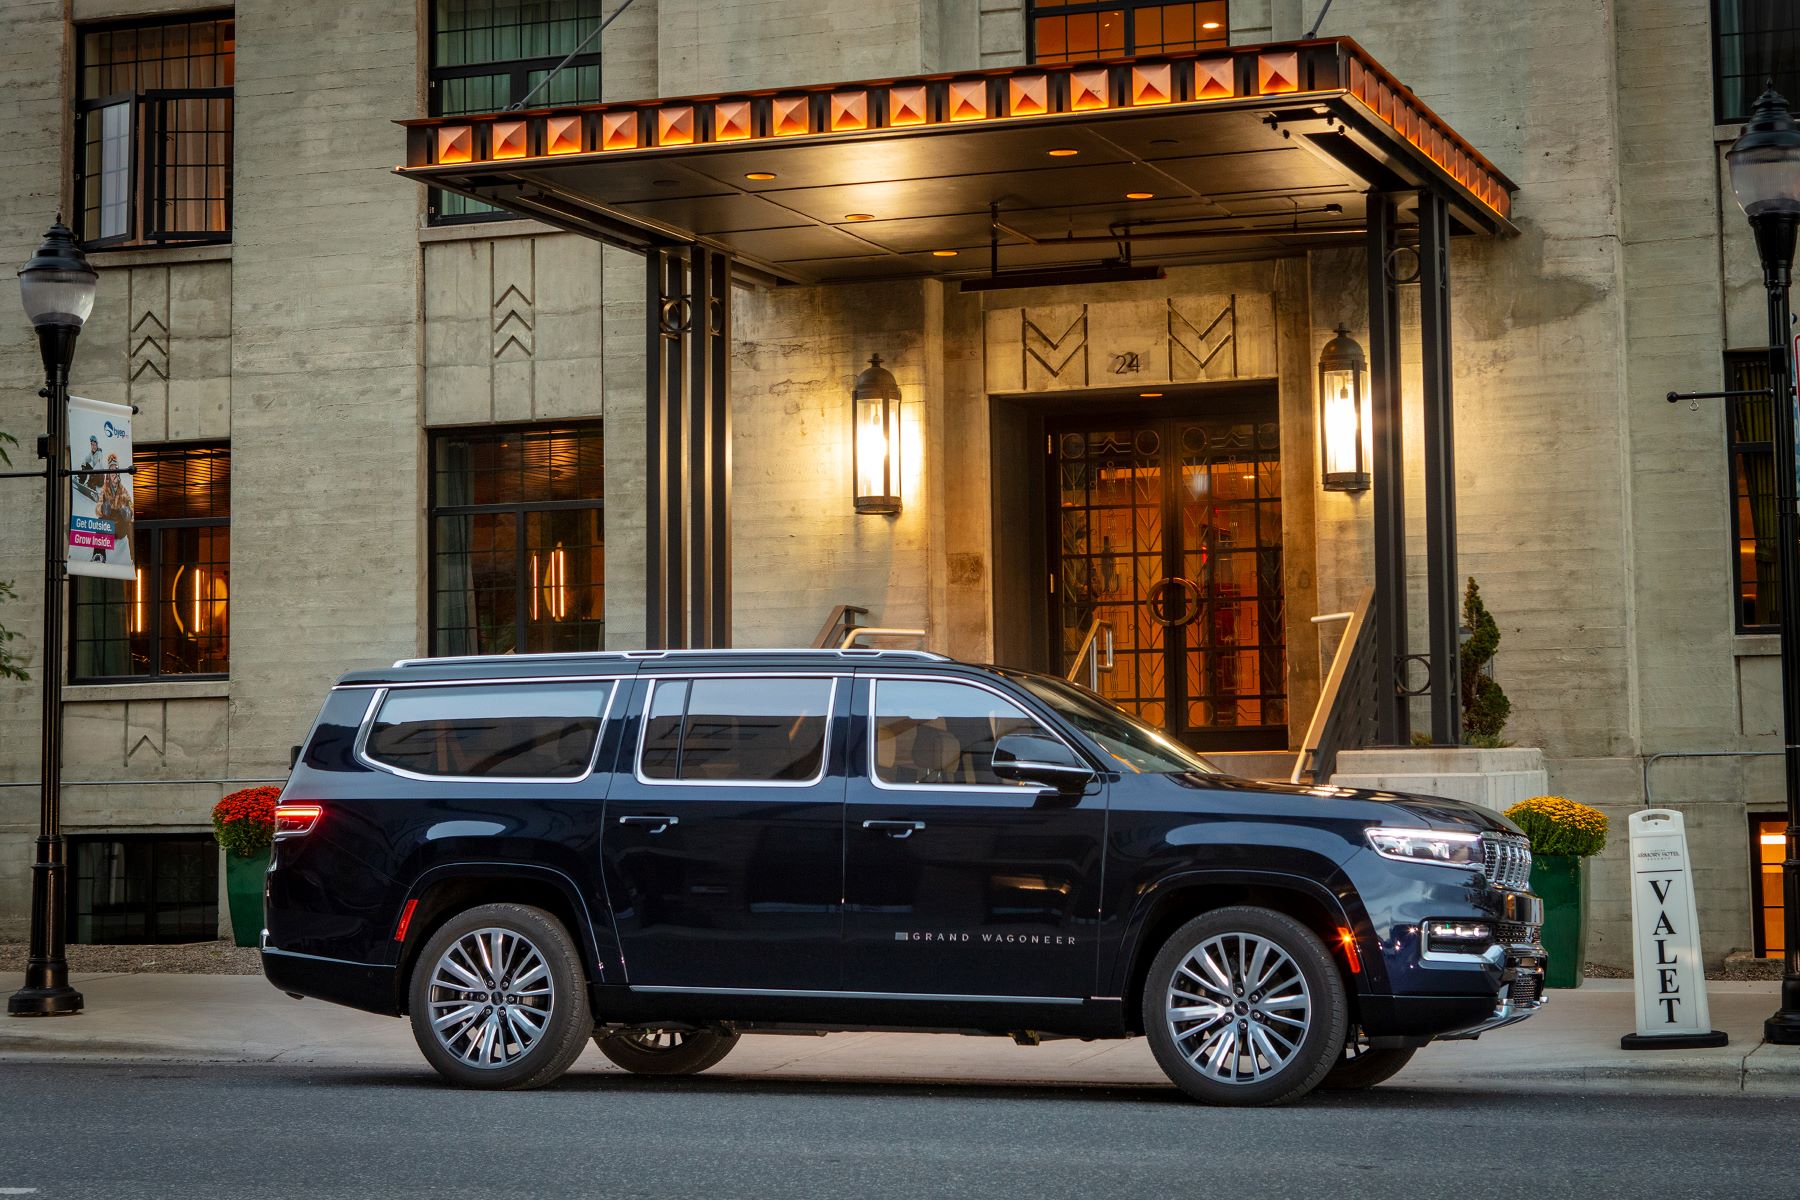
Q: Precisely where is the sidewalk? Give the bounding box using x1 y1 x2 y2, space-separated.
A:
2 973 1795 1095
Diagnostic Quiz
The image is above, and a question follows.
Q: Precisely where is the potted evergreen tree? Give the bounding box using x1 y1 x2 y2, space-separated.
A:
1503 795 1609 989
213 786 280 947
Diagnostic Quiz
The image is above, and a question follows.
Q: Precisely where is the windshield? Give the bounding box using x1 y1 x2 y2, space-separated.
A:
1010 673 1222 776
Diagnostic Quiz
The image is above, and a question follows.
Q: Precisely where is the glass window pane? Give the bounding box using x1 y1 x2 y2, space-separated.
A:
872 679 1041 786
644 677 833 783
366 681 612 778
98 102 131 240
434 0 604 70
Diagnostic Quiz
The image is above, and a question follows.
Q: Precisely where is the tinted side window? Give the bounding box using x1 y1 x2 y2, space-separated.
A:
364 681 612 779
638 677 833 783
873 679 1044 786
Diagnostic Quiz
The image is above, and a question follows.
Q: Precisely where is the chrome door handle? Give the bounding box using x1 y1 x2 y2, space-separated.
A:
862 819 926 839
618 815 679 834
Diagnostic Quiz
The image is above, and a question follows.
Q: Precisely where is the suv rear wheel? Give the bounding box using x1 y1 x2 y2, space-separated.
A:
1142 906 1347 1106
595 1027 741 1075
407 903 594 1090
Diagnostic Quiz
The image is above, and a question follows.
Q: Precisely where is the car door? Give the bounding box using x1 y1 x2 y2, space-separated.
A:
600 672 846 992
842 673 1107 1000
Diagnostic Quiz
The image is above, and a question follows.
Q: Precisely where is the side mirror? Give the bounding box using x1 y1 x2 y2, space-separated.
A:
991 732 1094 791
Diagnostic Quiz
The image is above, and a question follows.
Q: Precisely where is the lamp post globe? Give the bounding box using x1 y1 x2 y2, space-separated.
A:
7 219 95 1019
1727 88 1800 1045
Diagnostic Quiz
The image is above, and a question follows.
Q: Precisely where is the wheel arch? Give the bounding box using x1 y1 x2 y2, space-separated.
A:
1116 872 1366 1036
393 863 605 1014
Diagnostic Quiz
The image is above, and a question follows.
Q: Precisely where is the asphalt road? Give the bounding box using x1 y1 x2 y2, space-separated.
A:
0 1061 1792 1199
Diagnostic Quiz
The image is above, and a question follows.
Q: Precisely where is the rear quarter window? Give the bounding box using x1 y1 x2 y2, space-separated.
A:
362 681 614 780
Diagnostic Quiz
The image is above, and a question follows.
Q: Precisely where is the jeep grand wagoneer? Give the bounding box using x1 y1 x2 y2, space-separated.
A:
262 648 1544 1106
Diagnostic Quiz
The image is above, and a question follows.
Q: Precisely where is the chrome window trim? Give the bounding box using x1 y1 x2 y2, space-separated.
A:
632 675 840 789
353 678 618 785
628 984 1083 1005
866 674 1084 794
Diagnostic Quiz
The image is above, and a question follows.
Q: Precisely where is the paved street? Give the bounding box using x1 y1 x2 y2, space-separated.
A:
0 1058 1794 1199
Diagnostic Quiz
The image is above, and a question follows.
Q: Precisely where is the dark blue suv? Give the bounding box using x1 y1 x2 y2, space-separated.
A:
262 648 1544 1105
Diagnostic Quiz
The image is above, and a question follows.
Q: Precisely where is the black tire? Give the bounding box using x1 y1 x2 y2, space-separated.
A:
407 902 594 1090
1319 1036 1416 1091
594 1027 741 1075
1142 906 1348 1106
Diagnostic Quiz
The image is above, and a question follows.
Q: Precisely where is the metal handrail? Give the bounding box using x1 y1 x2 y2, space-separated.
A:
1066 618 1115 689
812 604 870 649
840 626 927 649
1292 590 1375 784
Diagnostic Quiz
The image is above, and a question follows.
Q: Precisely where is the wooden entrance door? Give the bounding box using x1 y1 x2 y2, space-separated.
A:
1049 405 1287 750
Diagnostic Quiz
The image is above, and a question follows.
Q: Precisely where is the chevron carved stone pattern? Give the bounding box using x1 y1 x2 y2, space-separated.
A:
1023 307 1089 387
1168 296 1237 381
493 281 535 360
130 308 169 381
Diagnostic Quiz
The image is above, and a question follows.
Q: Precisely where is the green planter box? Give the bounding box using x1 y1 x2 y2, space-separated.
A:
1528 853 1588 989
224 849 270 948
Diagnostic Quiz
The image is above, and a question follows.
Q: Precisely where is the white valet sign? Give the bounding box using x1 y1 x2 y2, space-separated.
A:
1620 809 1728 1049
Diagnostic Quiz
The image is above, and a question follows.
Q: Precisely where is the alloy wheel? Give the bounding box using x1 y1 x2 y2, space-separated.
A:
1165 932 1312 1085
425 926 556 1069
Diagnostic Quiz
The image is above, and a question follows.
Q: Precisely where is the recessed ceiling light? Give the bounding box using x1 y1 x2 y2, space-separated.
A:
1202 20 1221 29
932 249 959 257
1140 391 1164 398
1048 147 1079 157
1126 191 1155 200
1150 137 1178 147
845 213 875 221
745 171 776 181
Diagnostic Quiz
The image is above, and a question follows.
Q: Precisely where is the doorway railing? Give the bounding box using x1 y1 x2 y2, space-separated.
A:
1066 617 1116 690
1292 590 1379 784
812 604 870 649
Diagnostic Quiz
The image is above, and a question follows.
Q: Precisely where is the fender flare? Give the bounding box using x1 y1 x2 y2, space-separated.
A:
397 860 608 986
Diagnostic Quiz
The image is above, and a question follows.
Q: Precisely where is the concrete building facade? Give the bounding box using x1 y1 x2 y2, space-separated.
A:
0 0 1789 968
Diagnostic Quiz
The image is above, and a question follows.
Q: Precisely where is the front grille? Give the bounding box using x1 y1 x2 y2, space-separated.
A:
1482 833 1532 890
1509 972 1543 1007
1493 920 1539 946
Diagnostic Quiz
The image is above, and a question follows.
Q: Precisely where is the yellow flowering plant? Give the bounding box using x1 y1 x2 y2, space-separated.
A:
1502 795 1608 858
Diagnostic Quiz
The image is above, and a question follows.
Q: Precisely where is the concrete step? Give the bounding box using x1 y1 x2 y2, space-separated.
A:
1203 750 1298 781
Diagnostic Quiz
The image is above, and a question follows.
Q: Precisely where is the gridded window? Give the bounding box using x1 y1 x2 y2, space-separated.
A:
430 0 604 221
872 679 1044 787
1752 814 1786 959
432 425 604 655
71 445 230 682
1028 1 1227 64
1715 1 1800 124
639 678 833 783
1727 351 1778 632
67 834 218 944
76 14 234 247
364 681 612 779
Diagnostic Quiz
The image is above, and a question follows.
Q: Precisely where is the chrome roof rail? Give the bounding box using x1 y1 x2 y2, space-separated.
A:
391 647 949 669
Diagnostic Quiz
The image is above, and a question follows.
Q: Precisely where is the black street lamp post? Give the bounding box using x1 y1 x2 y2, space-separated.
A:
1720 87 1800 1044
7 219 97 1018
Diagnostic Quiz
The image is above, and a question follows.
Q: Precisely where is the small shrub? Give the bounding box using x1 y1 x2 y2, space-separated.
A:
1461 578 1511 741
212 785 281 859
1503 795 1608 858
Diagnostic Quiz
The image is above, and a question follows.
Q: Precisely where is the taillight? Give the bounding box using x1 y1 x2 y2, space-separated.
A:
274 803 323 837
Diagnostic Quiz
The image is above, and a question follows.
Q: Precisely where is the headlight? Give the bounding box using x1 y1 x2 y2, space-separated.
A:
1364 826 1482 869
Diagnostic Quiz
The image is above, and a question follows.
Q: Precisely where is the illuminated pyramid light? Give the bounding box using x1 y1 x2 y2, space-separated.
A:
714 100 752 142
830 91 868 132
658 106 695 146
1258 51 1299 95
437 125 473 164
948 80 987 121
888 85 928 126
491 120 528 159
772 95 810 136
545 114 582 155
1195 59 1234 100
600 111 638 151
1070 68 1109 112
1009 75 1048 117
1130 63 1172 106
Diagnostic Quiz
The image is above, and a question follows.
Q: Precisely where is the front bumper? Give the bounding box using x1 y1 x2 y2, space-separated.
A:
1434 939 1548 1039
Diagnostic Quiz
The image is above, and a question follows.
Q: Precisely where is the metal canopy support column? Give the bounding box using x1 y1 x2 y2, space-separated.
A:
1367 192 1409 744
646 246 733 650
1419 190 1462 744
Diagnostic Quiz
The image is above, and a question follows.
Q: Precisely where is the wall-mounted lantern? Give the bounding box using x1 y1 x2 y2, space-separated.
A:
853 353 902 514
1318 324 1370 493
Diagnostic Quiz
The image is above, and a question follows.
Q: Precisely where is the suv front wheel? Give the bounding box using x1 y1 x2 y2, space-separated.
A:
407 903 595 1090
1143 906 1348 1106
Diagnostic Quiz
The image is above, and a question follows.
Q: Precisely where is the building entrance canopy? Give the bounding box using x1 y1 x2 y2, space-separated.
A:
395 37 1514 286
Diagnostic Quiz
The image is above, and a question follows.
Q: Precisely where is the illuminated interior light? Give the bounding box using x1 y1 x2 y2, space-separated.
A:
658 106 695 146
600 111 638 151
530 552 540 620
844 213 875 221
1139 391 1163 398
168 564 187 635
1125 191 1154 200
772 95 810 136
491 120 528 159
131 567 144 634
931 249 958 257
745 171 776 181
1763 834 1787 846
829 91 868 132
1069 68 1109 111
436 125 473 165
714 100 752 141
545 114 582 155
544 545 568 621
1194 58 1235 100
1202 20 1221 29
948 80 987 122
1009 75 1048 117
1047 147 1079 157
194 566 202 635
1130 63 1172 106
888 85 928 126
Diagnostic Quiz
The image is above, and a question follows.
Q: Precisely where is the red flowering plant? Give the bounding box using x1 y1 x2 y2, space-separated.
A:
212 785 281 859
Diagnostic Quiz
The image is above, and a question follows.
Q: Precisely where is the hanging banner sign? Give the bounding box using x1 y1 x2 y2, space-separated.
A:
1620 809 1728 1049
65 395 136 582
